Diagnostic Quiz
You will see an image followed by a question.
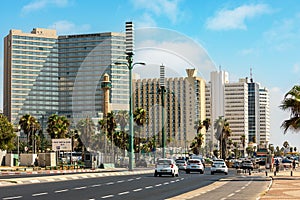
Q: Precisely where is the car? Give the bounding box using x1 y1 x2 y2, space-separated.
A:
190 155 206 168
186 159 204 174
211 160 228 175
233 160 242 169
241 160 254 170
175 159 187 170
136 159 147 167
154 158 179 177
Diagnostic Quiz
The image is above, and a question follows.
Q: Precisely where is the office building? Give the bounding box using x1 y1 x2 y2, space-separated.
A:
4 28 128 126
133 68 206 151
4 28 59 124
259 87 270 145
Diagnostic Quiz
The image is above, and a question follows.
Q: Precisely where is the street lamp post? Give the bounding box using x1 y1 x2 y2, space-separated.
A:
115 58 145 171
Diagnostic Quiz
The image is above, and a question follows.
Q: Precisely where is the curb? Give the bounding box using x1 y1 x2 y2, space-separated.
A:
256 176 273 200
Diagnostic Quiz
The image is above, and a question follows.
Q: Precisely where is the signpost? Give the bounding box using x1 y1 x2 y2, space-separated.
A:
52 139 72 165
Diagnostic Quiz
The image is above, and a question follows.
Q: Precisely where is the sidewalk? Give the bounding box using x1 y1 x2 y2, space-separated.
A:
259 168 300 200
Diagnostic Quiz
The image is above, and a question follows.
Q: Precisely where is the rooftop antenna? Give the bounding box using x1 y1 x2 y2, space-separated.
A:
250 67 253 83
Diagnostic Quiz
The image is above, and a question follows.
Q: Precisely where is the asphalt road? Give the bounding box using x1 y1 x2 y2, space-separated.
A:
0 168 270 200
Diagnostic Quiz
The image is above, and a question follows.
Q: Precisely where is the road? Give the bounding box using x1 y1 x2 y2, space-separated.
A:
0 168 270 200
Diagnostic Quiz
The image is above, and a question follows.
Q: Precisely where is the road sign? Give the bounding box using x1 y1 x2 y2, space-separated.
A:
52 139 72 151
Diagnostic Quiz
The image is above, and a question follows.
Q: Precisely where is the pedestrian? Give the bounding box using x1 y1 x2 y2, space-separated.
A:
275 159 280 172
293 159 296 171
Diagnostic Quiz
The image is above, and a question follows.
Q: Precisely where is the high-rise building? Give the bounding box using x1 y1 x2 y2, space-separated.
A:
205 70 229 151
259 87 270 145
4 28 59 124
248 79 260 143
4 28 128 126
225 79 249 151
133 68 206 151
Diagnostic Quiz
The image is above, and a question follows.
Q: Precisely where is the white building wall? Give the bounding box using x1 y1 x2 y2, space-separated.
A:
259 88 270 145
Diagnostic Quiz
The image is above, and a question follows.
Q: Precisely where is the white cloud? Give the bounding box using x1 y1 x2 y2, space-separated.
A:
131 0 183 24
264 15 300 51
48 20 90 35
136 13 157 28
293 63 300 73
206 4 272 31
21 0 69 14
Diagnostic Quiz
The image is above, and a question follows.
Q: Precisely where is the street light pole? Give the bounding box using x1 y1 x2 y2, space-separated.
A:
115 58 145 171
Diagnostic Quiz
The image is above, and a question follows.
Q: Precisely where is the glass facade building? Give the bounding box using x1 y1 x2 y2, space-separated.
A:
4 28 128 127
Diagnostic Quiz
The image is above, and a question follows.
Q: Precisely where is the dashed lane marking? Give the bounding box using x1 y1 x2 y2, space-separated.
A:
118 191 130 195
133 188 143 192
32 192 48 197
73 186 87 190
54 189 69 193
2 196 23 200
101 195 114 199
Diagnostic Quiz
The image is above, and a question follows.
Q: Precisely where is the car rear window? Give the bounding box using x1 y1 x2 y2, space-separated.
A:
189 160 200 164
158 160 171 165
213 162 225 165
176 160 185 163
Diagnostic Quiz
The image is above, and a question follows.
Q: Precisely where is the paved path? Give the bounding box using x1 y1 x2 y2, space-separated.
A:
259 168 300 200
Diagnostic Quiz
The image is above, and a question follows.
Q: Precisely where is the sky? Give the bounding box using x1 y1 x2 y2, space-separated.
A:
1 0 300 149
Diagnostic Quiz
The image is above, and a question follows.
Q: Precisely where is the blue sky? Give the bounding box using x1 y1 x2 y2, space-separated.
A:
1 0 300 149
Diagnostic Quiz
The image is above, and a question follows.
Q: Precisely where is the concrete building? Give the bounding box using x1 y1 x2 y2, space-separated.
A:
133 68 206 152
4 28 128 126
225 79 249 151
248 78 260 143
4 28 59 124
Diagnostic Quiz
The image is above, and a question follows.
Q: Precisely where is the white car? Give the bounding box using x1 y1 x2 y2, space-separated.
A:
175 159 187 170
211 161 228 175
186 159 204 174
154 158 179 177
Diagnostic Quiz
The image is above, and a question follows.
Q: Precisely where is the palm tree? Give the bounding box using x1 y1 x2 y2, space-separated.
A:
76 117 96 152
280 85 300 133
214 116 231 160
19 114 40 153
47 114 70 139
202 118 211 155
106 112 117 162
191 119 206 155
133 108 147 160
115 110 129 156
240 134 246 157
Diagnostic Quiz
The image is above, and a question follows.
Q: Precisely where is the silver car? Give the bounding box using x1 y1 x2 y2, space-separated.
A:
175 159 187 170
186 159 204 174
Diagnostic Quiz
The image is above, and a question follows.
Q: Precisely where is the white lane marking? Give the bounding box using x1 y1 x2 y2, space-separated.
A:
106 182 114 185
117 180 125 183
227 193 235 197
133 188 143 192
3 196 22 200
74 186 87 190
235 189 241 193
170 180 175 183
127 178 134 181
90 184 101 187
241 186 246 189
118 191 130 195
155 184 162 187
145 186 153 189
135 177 141 180
30 180 40 183
89 199 95 200
32 192 48 197
55 189 69 193
101 195 114 199
163 182 170 185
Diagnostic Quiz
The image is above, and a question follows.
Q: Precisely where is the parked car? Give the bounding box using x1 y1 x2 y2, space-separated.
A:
154 158 179 177
241 160 254 170
136 159 147 167
186 159 204 174
211 160 228 175
175 159 187 170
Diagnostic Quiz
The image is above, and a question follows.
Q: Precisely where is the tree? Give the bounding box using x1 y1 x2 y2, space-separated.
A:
191 119 208 155
240 134 246 157
47 114 70 139
19 114 40 152
0 114 16 151
133 108 147 159
116 110 129 132
76 117 96 152
280 85 300 133
214 116 231 160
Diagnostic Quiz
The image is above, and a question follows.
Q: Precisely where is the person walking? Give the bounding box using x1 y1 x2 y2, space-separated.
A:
292 159 296 171
275 159 280 172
